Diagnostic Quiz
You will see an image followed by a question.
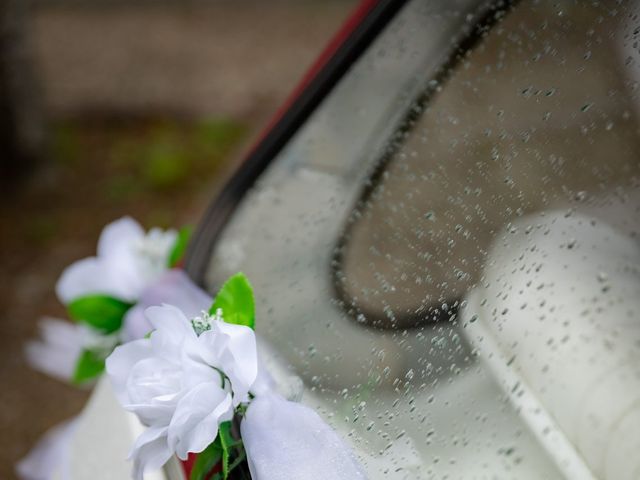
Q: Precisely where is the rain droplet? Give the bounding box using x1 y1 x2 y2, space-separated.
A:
581 103 593 112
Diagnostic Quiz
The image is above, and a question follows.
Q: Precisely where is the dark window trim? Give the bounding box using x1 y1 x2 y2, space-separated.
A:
184 0 410 282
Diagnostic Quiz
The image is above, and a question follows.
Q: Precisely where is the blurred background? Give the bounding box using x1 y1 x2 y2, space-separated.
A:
0 1 355 477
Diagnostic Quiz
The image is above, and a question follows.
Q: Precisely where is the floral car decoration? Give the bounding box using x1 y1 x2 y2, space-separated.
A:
20 218 367 480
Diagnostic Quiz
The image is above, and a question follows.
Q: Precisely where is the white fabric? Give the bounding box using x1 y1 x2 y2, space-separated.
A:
16 417 79 480
241 394 367 480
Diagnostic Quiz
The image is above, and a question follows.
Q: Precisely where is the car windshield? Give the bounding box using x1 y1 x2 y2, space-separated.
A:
196 1 640 478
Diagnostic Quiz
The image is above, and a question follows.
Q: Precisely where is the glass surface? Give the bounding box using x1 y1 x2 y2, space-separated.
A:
201 1 640 478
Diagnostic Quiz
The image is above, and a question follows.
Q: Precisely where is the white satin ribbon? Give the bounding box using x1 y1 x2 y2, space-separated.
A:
241 394 368 480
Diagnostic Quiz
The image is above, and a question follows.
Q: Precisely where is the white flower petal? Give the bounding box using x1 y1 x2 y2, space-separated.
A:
55 257 138 304
129 425 172 480
105 340 153 405
125 357 182 425
146 305 197 362
168 382 233 460
97 216 144 260
241 395 368 480
24 318 84 382
146 305 194 339
125 402 177 429
201 321 258 405
179 355 220 390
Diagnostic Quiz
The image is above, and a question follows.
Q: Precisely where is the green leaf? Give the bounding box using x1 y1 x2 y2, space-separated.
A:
210 273 255 330
218 422 235 479
72 349 105 384
167 226 192 268
227 448 247 476
190 440 222 480
68 295 133 333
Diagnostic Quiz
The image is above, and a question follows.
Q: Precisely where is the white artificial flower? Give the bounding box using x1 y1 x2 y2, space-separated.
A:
56 217 177 304
24 317 118 382
106 304 258 480
241 394 368 480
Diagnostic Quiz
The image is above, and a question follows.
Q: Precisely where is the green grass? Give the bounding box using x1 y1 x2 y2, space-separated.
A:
49 116 247 202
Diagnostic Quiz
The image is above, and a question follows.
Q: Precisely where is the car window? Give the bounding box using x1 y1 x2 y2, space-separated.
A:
198 1 640 478
338 0 640 329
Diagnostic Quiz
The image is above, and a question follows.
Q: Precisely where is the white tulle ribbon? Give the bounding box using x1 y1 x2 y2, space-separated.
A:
15 417 79 480
241 394 368 480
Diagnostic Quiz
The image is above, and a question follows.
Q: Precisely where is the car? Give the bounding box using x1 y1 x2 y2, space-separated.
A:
61 0 640 478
